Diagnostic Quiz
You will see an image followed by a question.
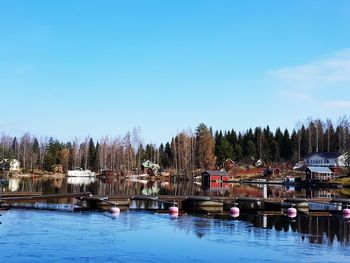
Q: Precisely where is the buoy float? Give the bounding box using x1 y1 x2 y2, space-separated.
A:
230 207 240 218
169 206 179 218
343 208 350 219
169 206 179 214
287 207 297 218
229 205 240 218
110 207 120 214
109 207 120 219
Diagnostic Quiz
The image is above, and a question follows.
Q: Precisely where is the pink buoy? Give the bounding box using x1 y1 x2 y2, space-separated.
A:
110 207 120 214
287 207 297 218
169 206 179 219
229 207 240 218
230 207 240 214
169 206 179 214
343 208 350 219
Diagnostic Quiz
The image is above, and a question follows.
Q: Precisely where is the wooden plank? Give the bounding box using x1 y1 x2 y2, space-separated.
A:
186 196 211 201
132 195 159 201
0 192 43 197
307 212 332 217
0 192 91 202
257 211 284 216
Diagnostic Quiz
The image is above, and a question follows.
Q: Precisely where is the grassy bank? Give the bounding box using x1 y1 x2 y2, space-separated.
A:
331 177 350 187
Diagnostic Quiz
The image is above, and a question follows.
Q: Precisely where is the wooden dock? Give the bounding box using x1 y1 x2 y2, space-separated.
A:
0 191 43 197
78 195 350 213
1 192 349 214
0 192 91 202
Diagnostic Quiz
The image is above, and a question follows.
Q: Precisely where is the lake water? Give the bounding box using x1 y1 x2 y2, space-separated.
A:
1 209 349 263
1 176 347 199
0 176 350 262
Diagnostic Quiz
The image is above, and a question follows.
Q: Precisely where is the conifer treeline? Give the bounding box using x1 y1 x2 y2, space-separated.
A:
1 116 349 174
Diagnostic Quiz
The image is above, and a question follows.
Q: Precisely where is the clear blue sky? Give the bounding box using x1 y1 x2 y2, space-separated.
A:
1 0 350 144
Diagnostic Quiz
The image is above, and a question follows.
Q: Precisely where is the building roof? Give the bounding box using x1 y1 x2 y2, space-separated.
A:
142 160 160 169
203 170 229 176
305 152 343 159
306 166 333 174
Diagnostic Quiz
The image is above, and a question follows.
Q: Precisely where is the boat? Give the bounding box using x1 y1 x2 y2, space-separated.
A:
67 168 96 177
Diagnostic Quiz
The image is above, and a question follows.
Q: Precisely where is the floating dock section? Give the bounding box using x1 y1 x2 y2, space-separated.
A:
0 193 349 214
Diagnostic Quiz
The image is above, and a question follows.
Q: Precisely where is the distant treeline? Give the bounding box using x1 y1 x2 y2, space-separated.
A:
0 116 349 174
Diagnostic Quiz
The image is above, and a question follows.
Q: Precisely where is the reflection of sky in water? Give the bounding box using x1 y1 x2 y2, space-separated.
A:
0 210 349 263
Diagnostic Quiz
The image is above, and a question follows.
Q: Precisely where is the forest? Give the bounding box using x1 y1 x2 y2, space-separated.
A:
0 116 350 175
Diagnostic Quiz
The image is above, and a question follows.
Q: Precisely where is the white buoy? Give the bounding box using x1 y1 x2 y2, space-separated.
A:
229 204 240 218
287 207 297 218
110 207 120 214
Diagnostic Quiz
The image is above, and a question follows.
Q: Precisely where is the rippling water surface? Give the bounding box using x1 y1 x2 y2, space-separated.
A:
1 209 349 263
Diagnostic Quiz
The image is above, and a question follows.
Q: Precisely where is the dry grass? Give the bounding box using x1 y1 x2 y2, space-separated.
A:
331 177 350 187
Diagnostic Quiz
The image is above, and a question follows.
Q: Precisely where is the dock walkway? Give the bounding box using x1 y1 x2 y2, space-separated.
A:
1 192 349 213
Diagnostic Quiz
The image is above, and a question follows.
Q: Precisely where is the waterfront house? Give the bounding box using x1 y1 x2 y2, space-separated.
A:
305 166 334 180
202 170 229 189
304 152 347 167
141 160 161 175
0 159 21 172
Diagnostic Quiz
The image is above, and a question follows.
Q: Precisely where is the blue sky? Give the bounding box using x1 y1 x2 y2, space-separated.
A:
1 0 350 144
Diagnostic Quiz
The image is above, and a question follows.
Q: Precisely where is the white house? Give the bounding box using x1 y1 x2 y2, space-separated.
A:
0 159 21 171
305 166 334 180
304 152 348 167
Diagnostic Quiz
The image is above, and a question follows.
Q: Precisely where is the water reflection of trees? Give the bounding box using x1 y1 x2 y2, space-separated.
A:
3 178 346 200
172 214 350 246
2 177 350 246
243 214 350 246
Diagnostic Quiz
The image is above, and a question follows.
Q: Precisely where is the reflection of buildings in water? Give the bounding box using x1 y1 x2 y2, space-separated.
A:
141 181 160 195
129 200 165 210
126 178 148 184
67 177 96 185
8 178 20 192
160 181 170 190
268 185 342 199
305 189 339 199
227 184 262 198
52 178 64 189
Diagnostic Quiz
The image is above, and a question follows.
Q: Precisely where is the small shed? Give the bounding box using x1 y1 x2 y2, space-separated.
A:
202 170 229 189
305 166 334 180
